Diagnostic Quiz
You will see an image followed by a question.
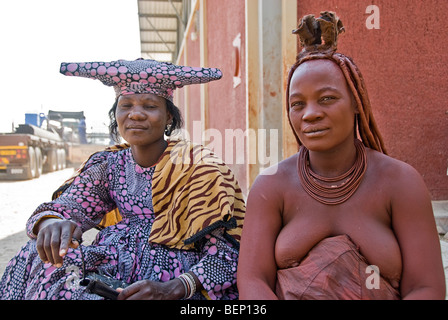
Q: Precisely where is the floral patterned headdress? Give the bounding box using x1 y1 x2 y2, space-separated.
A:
60 58 223 101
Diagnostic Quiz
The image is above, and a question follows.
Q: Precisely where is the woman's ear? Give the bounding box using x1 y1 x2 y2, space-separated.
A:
165 110 174 136
167 110 173 125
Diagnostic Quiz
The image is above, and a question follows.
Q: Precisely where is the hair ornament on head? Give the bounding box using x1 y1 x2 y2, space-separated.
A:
293 11 345 56
60 58 223 102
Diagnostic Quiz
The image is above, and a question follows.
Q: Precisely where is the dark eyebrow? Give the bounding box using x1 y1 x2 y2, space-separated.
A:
316 86 341 94
118 95 162 104
290 86 341 99
139 96 160 102
117 96 133 103
289 92 304 100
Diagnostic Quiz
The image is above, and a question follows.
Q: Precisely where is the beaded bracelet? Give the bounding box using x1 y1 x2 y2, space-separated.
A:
178 273 196 299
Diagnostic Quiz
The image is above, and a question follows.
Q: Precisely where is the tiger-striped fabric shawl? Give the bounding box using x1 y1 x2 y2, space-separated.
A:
53 139 245 250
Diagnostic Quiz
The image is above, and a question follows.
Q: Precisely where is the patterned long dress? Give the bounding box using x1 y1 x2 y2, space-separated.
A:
0 147 239 300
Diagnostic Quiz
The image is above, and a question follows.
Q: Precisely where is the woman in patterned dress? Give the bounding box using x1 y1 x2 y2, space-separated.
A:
0 59 245 300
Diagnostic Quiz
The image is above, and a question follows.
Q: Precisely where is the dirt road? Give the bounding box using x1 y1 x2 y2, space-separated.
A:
0 168 98 278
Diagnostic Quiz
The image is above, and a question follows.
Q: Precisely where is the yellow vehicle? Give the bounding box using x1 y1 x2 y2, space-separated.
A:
0 111 107 180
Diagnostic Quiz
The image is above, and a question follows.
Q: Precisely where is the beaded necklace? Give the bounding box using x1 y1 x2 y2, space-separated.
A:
298 139 367 205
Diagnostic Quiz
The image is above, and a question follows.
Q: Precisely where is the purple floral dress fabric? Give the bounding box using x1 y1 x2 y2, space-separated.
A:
0 149 239 300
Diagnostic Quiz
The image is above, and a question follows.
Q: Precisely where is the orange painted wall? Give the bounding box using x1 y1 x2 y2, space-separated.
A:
206 0 247 194
175 0 248 194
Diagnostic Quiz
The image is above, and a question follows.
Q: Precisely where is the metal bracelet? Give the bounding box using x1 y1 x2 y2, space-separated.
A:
177 274 190 299
179 273 196 299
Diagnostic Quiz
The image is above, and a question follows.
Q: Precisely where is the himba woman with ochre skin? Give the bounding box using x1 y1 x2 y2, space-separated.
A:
0 59 245 300
237 12 445 299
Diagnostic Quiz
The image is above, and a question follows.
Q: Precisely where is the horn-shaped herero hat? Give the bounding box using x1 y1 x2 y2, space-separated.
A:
60 58 223 101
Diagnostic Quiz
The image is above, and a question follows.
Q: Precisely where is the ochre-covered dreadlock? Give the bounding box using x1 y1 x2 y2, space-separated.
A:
286 11 387 154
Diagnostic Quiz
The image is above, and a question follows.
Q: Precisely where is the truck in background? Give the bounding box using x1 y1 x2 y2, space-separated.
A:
0 111 109 180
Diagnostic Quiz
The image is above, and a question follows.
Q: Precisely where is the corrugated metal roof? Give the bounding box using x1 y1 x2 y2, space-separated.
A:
137 0 189 62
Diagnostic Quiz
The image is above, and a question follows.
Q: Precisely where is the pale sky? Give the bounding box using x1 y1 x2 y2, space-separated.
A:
0 0 141 133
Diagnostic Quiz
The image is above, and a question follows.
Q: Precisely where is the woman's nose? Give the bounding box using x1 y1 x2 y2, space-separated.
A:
302 102 324 122
128 106 147 120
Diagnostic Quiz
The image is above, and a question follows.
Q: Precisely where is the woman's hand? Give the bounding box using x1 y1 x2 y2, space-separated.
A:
35 218 82 267
117 278 186 300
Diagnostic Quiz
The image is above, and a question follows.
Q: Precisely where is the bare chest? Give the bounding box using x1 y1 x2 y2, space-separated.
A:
274 193 402 284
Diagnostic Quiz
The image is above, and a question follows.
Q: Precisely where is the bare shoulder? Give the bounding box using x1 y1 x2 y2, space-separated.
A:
368 148 422 177
251 153 299 191
247 153 299 209
366 148 429 197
